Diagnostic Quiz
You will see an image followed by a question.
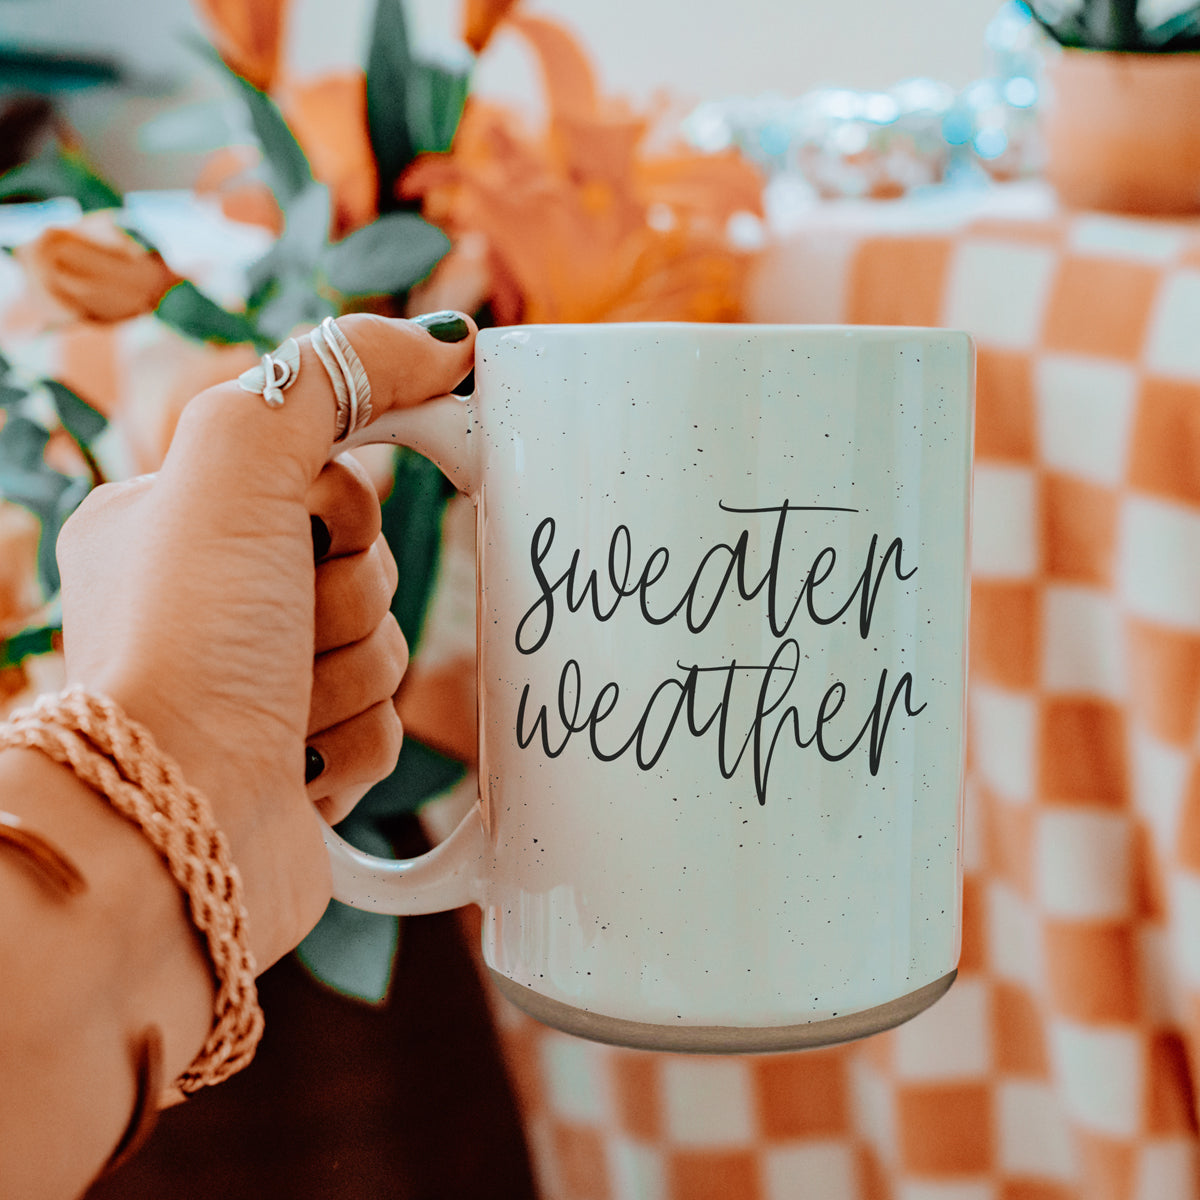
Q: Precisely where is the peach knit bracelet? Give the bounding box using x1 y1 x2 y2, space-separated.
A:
0 685 264 1094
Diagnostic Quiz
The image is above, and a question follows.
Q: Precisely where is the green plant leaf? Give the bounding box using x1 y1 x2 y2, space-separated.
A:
0 143 122 211
195 39 313 207
381 446 455 650
1144 5 1200 49
406 60 470 155
362 736 467 823
0 413 51 476
295 897 401 1005
252 277 337 343
366 0 418 212
0 385 26 409
156 280 261 347
247 183 331 296
320 211 450 296
43 380 106 447
0 622 60 670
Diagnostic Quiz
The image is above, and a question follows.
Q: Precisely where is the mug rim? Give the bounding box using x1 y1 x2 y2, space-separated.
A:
476 322 972 346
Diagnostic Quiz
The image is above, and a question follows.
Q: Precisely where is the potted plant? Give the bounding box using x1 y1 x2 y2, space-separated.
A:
1027 0 1200 213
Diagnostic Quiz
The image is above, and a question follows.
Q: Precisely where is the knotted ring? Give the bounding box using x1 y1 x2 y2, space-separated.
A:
237 338 300 408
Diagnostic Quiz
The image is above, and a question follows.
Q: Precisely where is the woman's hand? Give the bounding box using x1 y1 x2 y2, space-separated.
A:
54 313 475 972
305 452 409 826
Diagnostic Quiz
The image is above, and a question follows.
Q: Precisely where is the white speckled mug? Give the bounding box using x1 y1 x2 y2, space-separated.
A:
330 323 975 1051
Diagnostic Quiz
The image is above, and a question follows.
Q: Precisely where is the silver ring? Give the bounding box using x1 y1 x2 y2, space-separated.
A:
237 338 301 408
311 317 372 441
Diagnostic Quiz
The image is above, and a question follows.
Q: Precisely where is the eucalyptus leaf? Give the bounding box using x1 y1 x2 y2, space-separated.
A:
295 899 401 1005
0 413 51 475
296 811 401 1003
361 735 467 823
0 385 26 409
320 212 450 296
43 380 106 447
0 623 60 670
156 280 260 347
0 144 122 211
382 446 455 650
0 47 122 94
252 278 337 344
247 183 332 296
1144 5 1200 49
37 475 91 596
199 46 313 206
366 0 417 211
406 60 470 156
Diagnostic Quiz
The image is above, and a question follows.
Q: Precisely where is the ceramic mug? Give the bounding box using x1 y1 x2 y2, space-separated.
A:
331 323 975 1052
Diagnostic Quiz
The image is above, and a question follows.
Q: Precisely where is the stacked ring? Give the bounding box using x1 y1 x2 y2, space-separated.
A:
311 317 373 441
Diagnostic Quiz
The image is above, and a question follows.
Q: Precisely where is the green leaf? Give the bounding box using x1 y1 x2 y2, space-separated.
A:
0 623 60 670
1144 6 1200 49
0 413 51 476
366 0 418 211
252 277 336 344
37 475 90 596
156 280 261 347
381 446 454 651
406 60 470 155
233 77 312 206
320 211 450 296
294 736 466 1003
0 143 122 211
0 385 26 409
364 736 468 823
43 380 106 447
295 897 401 1005
190 37 312 207
246 183 331 296
0 47 123 94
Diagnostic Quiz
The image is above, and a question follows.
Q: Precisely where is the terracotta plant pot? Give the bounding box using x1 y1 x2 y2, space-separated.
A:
1041 49 1200 214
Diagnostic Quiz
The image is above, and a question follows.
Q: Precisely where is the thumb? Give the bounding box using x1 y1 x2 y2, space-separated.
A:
158 312 477 506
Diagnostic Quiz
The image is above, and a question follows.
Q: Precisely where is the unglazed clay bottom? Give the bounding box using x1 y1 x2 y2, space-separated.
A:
488 968 958 1053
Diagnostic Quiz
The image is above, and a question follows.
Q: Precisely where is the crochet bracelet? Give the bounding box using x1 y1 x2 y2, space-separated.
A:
0 685 264 1095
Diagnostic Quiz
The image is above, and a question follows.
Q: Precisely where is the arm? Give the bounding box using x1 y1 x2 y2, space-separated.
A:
0 313 475 1198
0 746 212 1200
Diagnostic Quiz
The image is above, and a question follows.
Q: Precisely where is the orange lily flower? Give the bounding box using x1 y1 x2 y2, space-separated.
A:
193 145 284 235
15 213 181 327
193 0 288 91
280 72 378 237
462 0 522 54
401 13 764 325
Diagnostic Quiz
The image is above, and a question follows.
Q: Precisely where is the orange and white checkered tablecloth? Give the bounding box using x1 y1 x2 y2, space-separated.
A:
485 195 1200 1200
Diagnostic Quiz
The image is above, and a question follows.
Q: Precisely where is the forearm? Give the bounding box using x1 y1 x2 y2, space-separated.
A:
0 746 214 1200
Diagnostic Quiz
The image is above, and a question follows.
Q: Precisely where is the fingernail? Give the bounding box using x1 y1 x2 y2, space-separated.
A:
310 514 331 562
413 311 470 343
452 368 475 397
305 746 325 784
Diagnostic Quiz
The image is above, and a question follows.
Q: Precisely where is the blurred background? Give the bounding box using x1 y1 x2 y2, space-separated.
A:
2 0 1002 188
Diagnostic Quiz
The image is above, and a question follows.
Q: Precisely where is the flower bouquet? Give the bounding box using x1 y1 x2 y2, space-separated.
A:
0 0 763 1002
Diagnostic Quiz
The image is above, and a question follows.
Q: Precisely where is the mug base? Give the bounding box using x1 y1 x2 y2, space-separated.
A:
487 968 958 1053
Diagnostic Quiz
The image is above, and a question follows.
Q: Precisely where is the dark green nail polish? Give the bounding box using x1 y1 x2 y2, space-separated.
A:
305 746 325 783
413 311 470 343
310 514 331 562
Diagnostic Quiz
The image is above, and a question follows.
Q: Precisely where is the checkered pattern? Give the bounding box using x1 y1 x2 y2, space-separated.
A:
8 195 1200 1199
474 206 1200 1199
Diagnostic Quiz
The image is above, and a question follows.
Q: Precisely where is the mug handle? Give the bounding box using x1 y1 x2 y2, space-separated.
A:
320 395 487 914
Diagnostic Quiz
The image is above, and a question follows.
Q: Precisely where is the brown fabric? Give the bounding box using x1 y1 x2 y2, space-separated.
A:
85 817 537 1200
